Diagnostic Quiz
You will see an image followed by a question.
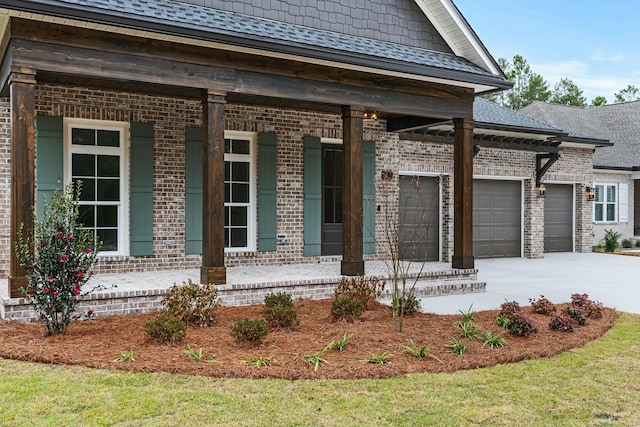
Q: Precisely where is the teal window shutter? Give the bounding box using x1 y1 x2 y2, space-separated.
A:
130 123 154 256
363 140 376 254
35 116 63 220
258 132 278 251
303 136 322 256
185 127 202 255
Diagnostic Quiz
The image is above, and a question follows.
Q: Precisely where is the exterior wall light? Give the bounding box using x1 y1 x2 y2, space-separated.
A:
363 111 378 121
535 180 546 197
585 186 595 201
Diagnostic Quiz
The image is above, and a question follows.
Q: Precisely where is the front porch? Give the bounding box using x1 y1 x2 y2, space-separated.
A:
1 260 484 322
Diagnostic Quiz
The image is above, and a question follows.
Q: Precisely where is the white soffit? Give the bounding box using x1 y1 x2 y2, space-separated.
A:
415 0 503 76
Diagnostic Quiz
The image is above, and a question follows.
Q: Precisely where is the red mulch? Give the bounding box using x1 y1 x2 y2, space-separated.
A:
0 299 618 380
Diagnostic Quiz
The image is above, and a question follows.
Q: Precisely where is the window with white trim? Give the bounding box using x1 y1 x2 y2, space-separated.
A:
224 132 257 251
594 183 617 222
64 119 129 255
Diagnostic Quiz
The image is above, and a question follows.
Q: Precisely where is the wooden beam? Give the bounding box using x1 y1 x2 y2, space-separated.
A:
200 91 227 286
386 116 449 132
536 152 561 184
452 118 474 270
9 70 36 297
341 105 365 276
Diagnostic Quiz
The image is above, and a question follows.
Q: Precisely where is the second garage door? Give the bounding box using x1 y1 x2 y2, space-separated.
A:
473 179 522 258
544 184 574 252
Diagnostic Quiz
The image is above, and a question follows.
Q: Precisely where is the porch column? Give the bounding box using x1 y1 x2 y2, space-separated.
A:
200 91 227 285
341 105 365 276
452 117 475 269
9 70 36 298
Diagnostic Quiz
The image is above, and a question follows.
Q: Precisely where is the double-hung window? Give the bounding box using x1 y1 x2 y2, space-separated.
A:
65 119 129 255
594 183 617 222
224 132 256 251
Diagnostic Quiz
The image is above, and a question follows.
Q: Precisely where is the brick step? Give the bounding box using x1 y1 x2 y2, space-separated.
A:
380 278 486 299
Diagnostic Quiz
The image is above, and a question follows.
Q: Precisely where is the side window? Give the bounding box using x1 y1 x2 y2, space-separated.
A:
594 183 616 223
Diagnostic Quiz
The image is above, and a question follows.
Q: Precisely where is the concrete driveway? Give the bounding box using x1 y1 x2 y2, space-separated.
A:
424 252 640 315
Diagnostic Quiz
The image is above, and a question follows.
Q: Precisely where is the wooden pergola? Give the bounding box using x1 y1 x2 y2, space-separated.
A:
1 16 507 297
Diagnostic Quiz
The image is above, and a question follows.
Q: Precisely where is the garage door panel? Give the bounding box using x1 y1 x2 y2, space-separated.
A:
544 184 573 252
473 179 521 258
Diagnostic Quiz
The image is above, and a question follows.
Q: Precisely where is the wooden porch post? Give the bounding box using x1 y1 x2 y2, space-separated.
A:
341 105 365 276
452 117 475 269
200 91 227 285
9 70 36 298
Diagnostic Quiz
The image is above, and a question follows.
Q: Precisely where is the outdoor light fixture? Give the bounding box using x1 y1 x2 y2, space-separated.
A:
535 180 546 197
585 185 595 201
363 111 378 121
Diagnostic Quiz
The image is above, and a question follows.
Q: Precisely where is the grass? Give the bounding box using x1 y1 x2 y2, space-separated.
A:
1 313 639 426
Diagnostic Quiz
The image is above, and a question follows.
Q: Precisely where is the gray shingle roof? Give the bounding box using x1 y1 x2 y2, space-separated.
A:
10 0 509 87
474 98 562 133
520 101 640 168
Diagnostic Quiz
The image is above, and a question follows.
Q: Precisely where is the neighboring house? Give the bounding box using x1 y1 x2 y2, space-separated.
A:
521 101 638 245
0 0 605 302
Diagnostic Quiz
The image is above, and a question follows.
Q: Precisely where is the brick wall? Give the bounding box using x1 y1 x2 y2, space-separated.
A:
0 84 597 288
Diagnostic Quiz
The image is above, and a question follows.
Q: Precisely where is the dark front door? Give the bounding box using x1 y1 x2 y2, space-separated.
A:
399 175 439 261
544 184 573 252
322 144 343 255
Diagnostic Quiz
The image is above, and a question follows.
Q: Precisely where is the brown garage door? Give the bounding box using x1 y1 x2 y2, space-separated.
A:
473 179 521 258
399 175 439 261
544 184 573 252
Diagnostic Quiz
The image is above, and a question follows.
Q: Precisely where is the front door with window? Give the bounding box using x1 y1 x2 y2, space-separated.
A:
321 144 343 255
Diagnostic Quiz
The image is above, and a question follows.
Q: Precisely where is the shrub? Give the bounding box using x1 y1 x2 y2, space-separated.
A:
230 318 268 344
548 312 575 332
264 292 294 308
602 229 622 252
621 238 633 248
335 275 385 309
331 294 365 322
16 183 101 335
508 311 537 337
499 300 521 319
391 294 421 316
145 313 187 343
636 239 640 248
570 293 604 319
495 315 510 328
529 295 556 315
566 305 587 326
162 279 220 327
265 305 299 329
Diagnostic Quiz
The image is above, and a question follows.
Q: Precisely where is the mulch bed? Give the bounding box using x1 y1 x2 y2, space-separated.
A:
0 299 618 380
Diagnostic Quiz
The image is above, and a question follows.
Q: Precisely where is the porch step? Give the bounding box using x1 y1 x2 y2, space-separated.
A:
380 278 486 299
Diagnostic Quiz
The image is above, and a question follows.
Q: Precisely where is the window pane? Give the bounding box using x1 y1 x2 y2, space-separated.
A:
78 205 95 228
335 188 343 223
97 205 118 227
97 130 120 147
335 150 343 186
97 229 118 251
224 229 230 247
607 185 616 203
324 188 334 223
224 139 231 154
231 206 247 226
225 183 230 203
232 183 249 203
595 185 604 203
97 155 120 177
225 162 230 181
594 204 603 221
72 154 95 176
97 179 120 201
230 228 247 247
224 206 230 227
72 128 95 146
606 204 616 221
75 178 95 201
231 139 250 154
324 150 334 186
231 162 249 182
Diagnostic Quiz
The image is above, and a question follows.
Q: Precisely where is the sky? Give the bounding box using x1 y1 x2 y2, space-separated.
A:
454 0 640 103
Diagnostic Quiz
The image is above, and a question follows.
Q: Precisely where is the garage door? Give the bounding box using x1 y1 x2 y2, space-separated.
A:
399 175 439 261
473 179 521 258
544 184 573 252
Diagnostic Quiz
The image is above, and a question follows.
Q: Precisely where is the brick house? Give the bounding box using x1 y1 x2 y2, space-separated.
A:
0 0 606 303
521 101 639 245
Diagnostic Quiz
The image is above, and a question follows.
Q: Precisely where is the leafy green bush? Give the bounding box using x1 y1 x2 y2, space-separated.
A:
230 318 268 344
621 238 633 248
635 239 640 248
529 295 556 315
548 312 575 332
602 229 622 252
508 311 537 337
16 183 101 335
499 300 521 319
265 305 299 329
331 294 365 322
335 275 385 309
264 292 294 308
566 305 587 326
570 293 604 319
145 313 187 343
162 279 220 327
496 314 510 328
391 294 421 316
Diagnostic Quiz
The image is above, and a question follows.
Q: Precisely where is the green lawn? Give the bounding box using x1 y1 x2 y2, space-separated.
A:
1 313 639 426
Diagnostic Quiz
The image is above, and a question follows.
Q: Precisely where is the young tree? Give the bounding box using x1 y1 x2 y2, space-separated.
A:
549 78 587 106
614 85 640 103
590 96 607 106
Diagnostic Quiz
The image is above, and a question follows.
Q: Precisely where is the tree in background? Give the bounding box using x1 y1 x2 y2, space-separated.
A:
484 54 550 110
614 85 640 103
549 78 587 107
590 96 607 106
